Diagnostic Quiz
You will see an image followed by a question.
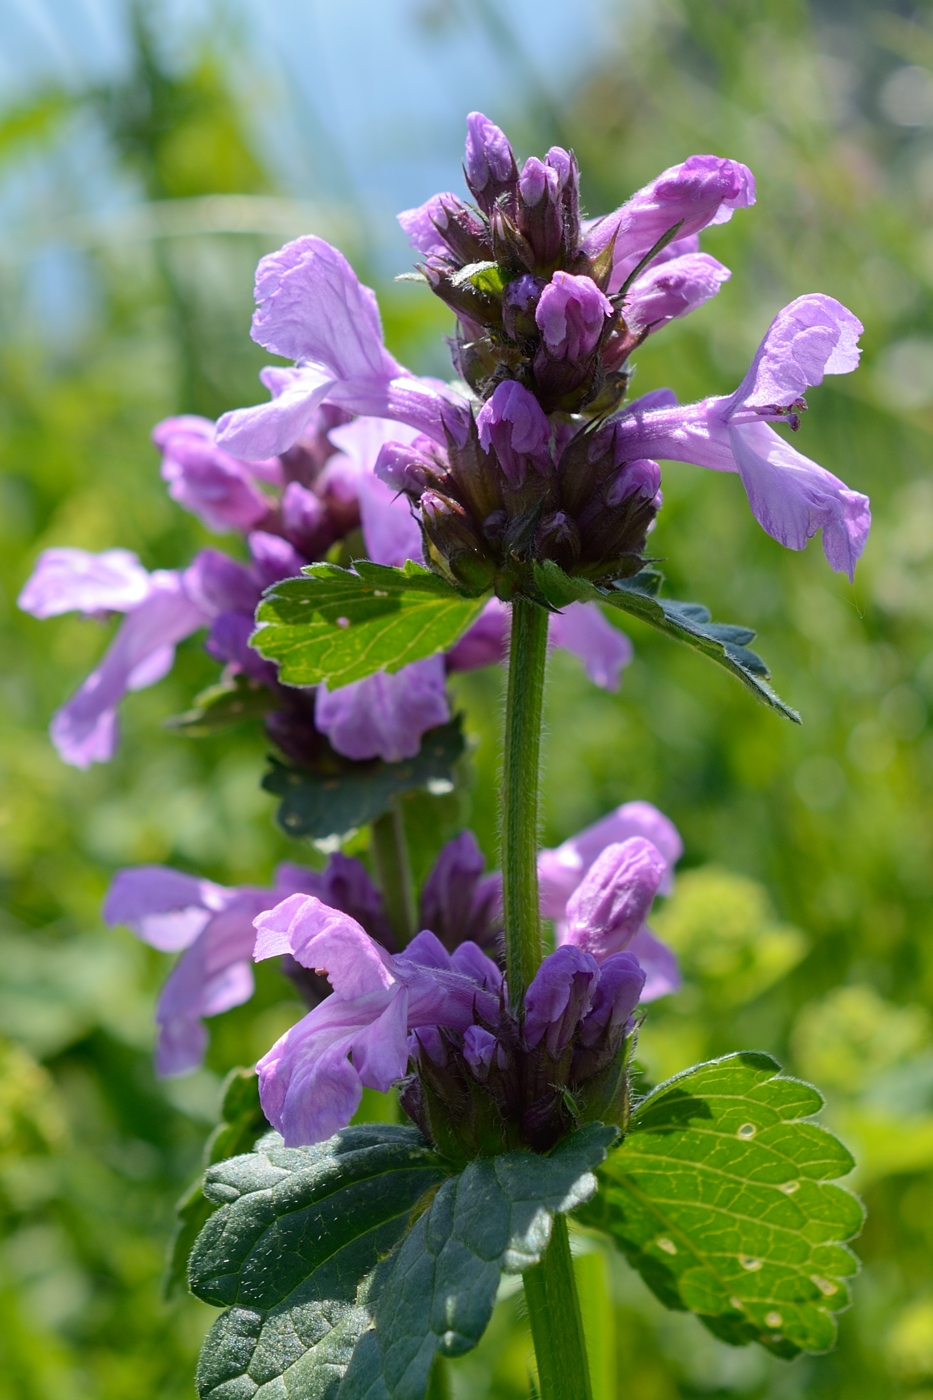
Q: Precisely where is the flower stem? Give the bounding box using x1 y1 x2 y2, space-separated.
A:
501 596 548 1005
523 1217 593 1400
371 799 416 947
501 599 593 1397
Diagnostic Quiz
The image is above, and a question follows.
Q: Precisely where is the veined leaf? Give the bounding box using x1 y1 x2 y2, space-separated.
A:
164 1069 267 1299
534 562 800 723
187 1122 615 1400
338 1123 616 1400
263 716 466 840
252 560 487 688
579 1052 863 1358
189 1124 447 1400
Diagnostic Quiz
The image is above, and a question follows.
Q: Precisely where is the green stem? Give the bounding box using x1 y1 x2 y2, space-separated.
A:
371 800 416 947
523 1217 593 1400
501 597 549 1005
500 599 593 1397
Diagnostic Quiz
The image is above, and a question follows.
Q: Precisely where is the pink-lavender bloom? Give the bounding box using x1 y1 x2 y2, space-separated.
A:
35 566 209 769
105 853 389 1075
612 293 870 577
475 380 552 487
17 547 151 617
535 272 613 363
624 253 731 336
539 801 684 1000
156 422 273 534
253 897 501 1144
582 155 756 282
215 238 466 460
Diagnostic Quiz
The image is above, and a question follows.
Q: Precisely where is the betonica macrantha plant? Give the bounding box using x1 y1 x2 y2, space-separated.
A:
21 113 869 1400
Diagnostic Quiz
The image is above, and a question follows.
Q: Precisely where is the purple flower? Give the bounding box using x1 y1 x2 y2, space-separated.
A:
563 839 669 962
418 829 503 953
43 567 208 769
476 380 551 487
582 154 756 278
397 192 460 258
624 253 731 335
549 601 633 691
315 658 450 763
106 854 390 1075
539 801 684 1001
215 238 467 460
524 944 600 1056
535 272 613 363
18 547 151 617
253 896 500 1145
612 294 870 577
464 111 518 210
156 423 272 534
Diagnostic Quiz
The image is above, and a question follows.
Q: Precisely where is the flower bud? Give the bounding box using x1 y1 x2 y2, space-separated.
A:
534 511 581 572
476 380 551 488
281 481 336 557
464 111 519 213
564 838 667 961
535 272 613 364
421 491 498 594
518 158 564 269
398 193 491 265
502 274 545 341
524 945 599 1057
374 438 447 498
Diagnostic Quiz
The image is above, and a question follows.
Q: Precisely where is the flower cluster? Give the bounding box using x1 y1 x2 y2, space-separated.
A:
252 814 673 1152
19 411 630 769
216 113 869 597
105 799 679 1115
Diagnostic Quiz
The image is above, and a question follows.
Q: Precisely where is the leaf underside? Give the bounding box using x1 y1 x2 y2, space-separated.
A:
188 1122 614 1400
535 561 800 723
578 1052 863 1358
252 560 486 688
262 716 465 840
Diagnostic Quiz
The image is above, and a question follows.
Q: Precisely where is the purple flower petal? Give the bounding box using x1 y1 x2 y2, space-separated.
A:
476 380 551 486
563 838 668 961
315 657 449 763
539 800 683 919
583 155 755 270
253 894 396 997
217 364 337 461
578 951 645 1046
728 294 862 415
159 433 270 533
49 572 208 768
398 193 460 257
446 599 509 672
19 548 151 618
627 926 682 1002
729 421 871 580
358 470 423 568
103 865 230 951
524 944 600 1054
549 601 633 691
535 272 612 362
625 253 730 335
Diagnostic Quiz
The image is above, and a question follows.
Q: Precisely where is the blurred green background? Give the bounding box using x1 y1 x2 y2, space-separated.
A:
3 1 933 1395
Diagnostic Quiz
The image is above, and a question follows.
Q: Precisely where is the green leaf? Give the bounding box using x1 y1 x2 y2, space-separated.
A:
164 1069 268 1299
338 1123 617 1400
189 1124 447 1400
534 562 800 723
252 560 487 688
579 1053 863 1358
263 717 466 841
165 673 275 736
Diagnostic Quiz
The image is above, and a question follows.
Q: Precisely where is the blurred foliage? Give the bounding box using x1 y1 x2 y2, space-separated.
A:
2 0 933 1397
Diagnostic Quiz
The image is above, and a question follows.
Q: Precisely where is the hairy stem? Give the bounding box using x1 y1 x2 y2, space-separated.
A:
523 1217 593 1400
371 800 416 947
501 596 548 1004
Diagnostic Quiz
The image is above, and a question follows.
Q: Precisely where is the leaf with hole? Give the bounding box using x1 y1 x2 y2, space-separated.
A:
579 1052 863 1358
534 562 799 722
252 560 487 688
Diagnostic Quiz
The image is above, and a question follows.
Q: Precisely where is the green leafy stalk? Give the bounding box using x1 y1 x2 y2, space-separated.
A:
371 799 417 947
501 597 548 1003
501 597 595 1399
523 1216 594 1400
